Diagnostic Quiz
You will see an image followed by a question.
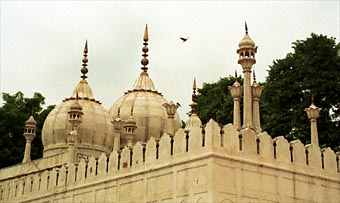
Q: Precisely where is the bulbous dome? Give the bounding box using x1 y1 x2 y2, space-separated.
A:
238 33 255 48
42 79 114 158
109 72 181 147
25 115 37 125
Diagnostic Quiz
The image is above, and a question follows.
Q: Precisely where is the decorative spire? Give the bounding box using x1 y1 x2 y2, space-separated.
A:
235 70 238 81
141 24 149 72
81 40 88 80
190 78 198 114
245 21 248 34
193 78 197 95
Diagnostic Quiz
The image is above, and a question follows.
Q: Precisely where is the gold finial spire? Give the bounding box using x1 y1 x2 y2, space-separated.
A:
81 40 89 80
141 24 149 72
245 21 248 34
253 68 256 82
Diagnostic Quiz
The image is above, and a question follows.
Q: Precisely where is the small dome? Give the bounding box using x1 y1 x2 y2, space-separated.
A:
238 33 255 48
125 115 137 127
185 113 202 131
70 99 82 111
25 115 37 125
42 80 114 158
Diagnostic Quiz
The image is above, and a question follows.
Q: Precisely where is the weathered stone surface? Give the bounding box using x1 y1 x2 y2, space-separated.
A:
290 140 306 166
223 124 239 151
274 136 290 163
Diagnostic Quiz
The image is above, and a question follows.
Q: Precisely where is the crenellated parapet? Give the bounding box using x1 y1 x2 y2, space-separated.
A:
1 119 339 202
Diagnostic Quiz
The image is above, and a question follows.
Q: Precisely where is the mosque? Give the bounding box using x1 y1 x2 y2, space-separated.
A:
0 24 339 203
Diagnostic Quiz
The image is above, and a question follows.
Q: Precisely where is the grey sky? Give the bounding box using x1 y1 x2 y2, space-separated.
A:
1 1 339 121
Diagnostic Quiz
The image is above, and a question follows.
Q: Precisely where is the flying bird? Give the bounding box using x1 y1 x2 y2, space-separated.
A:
180 37 189 42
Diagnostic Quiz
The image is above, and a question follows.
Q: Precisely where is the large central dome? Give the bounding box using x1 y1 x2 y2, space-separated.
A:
42 42 114 158
109 25 181 147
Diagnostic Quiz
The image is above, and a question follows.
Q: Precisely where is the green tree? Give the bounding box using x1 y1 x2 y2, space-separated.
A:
196 75 243 125
262 33 340 149
0 91 55 168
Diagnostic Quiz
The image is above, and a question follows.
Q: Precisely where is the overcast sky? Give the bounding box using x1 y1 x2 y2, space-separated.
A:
1 1 339 121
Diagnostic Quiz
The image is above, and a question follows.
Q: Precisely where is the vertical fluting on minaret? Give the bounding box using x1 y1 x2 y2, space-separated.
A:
305 98 322 147
22 115 37 163
228 71 242 129
237 22 256 128
251 69 264 133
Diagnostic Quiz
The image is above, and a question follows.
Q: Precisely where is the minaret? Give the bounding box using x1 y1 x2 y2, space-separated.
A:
22 115 37 163
228 71 242 130
185 78 202 131
163 101 181 136
237 22 256 128
305 98 322 146
67 97 83 163
124 108 137 148
251 70 264 133
112 108 123 151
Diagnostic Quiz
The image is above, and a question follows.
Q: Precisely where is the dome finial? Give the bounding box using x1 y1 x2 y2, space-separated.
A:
193 78 197 94
245 21 248 34
141 24 149 72
81 40 89 80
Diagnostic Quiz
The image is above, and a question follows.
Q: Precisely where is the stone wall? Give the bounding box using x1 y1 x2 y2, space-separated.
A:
0 120 339 202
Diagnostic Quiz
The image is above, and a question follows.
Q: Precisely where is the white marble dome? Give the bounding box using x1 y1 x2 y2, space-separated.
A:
42 79 114 158
109 71 181 147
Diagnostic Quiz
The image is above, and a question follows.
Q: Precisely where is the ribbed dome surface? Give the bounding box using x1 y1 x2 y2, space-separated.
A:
110 72 181 147
42 80 114 158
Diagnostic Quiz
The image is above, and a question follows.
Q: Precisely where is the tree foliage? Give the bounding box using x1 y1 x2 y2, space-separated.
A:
262 33 340 149
196 75 243 125
0 92 55 168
